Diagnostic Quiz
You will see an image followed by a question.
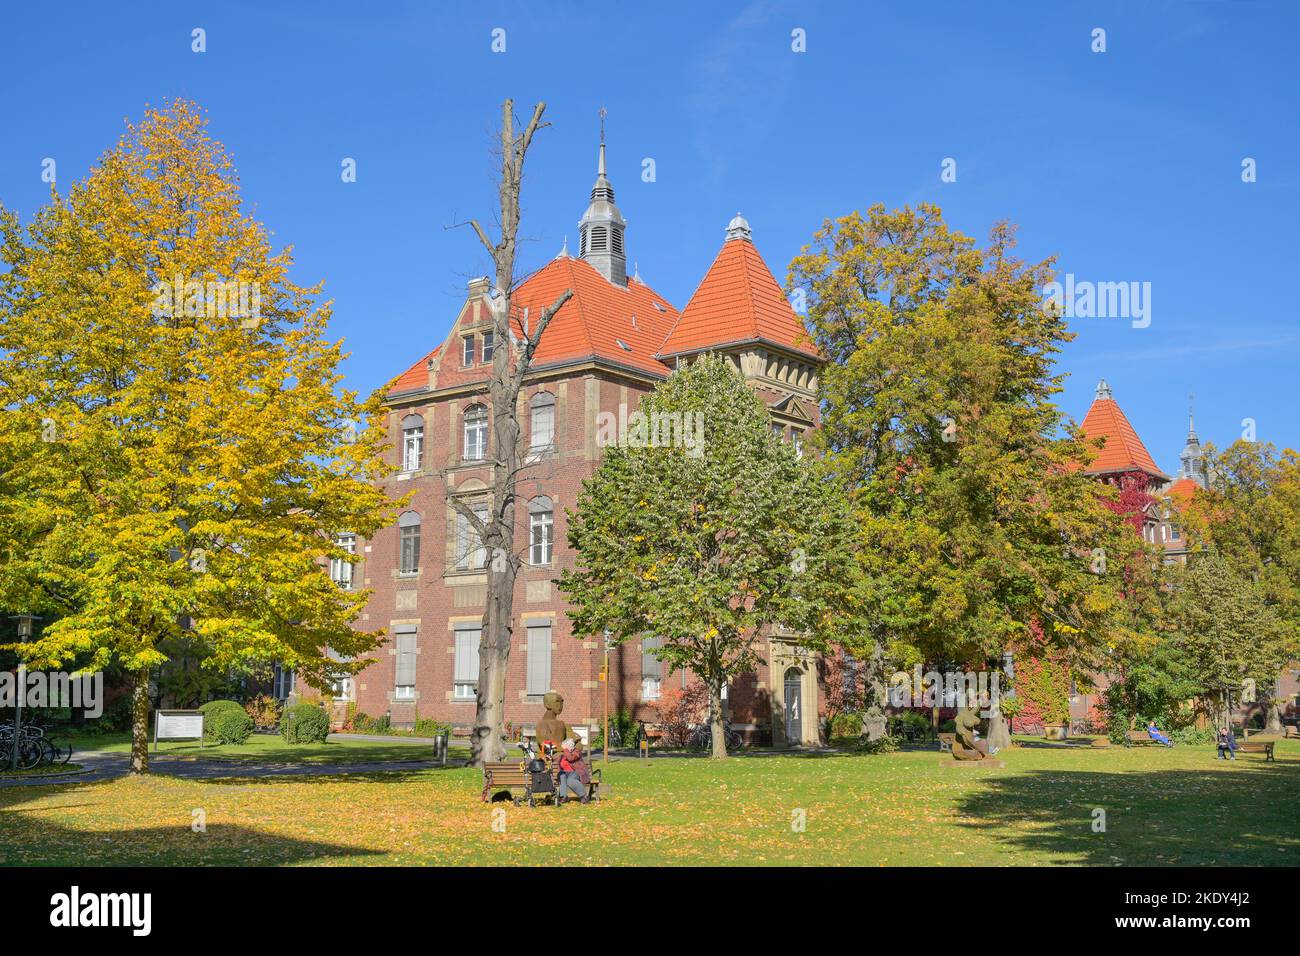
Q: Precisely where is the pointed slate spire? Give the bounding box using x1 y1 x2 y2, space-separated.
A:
578 107 627 285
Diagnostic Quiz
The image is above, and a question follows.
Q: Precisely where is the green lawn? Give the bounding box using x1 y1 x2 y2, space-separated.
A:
2 739 1297 866
66 732 465 766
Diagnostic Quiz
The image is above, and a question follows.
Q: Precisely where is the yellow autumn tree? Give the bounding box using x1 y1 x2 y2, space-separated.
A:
0 101 395 772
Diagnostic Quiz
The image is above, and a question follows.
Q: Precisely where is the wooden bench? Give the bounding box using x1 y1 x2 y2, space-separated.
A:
1284 725 1300 739
481 760 531 804
1238 739 1276 761
1125 731 1158 746
481 758 603 806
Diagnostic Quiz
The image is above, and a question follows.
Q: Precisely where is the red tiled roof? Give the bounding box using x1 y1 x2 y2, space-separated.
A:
510 255 680 378
1166 477 1199 503
390 344 440 394
657 239 819 361
1080 396 1167 478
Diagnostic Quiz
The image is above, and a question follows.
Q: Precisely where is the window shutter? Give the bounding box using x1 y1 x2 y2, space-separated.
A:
642 636 662 679
454 625 481 683
526 624 552 695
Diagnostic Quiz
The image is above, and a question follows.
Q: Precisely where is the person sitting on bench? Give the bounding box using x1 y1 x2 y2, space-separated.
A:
557 739 591 804
1146 721 1173 747
1217 727 1238 760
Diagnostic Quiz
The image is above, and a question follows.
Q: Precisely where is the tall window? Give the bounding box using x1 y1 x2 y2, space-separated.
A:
641 636 662 701
462 336 475 367
330 533 355 590
394 626 417 700
529 497 553 566
398 511 421 576
526 622 552 697
791 429 804 459
455 502 490 570
327 647 353 701
401 414 424 472
530 392 555 453
272 663 295 702
481 330 495 363
453 623 480 700
463 404 488 461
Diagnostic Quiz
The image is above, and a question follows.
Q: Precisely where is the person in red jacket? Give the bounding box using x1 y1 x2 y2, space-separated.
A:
557 738 591 804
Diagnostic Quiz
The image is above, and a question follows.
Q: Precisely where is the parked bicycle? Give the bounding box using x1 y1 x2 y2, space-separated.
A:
0 722 73 770
689 720 744 752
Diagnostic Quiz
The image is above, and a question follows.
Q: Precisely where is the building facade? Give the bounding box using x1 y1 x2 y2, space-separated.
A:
301 139 825 745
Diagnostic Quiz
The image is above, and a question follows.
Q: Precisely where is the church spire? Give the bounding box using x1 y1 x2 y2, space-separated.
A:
1178 393 1206 487
578 107 628 285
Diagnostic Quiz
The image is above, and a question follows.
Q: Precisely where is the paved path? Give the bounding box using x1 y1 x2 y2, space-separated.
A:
0 748 445 789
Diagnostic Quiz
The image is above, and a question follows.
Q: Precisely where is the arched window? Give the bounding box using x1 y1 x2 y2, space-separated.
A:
401 414 424 472
528 495 553 566
530 392 555 452
463 404 488 461
397 511 421 575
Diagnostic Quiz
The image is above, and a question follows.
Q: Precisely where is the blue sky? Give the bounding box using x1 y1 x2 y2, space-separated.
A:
4 1 1297 471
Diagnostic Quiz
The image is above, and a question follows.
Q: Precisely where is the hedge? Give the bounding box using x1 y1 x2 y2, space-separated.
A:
281 703 331 743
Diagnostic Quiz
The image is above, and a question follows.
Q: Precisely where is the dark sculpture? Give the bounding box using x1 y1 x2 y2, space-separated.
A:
534 691 577 754
953 705 988 760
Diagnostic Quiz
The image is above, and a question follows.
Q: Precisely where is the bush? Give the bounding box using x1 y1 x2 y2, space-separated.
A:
281 703 331 743
205 707 253 745
856 734 900 755
199 699 244 719
829 711 865 740
592 708 637 749
243 694 282 731
413 717 453 738
350 712 390 735
1171 726 1216 745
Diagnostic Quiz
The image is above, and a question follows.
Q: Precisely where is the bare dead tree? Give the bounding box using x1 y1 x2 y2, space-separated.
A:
451 99 572 766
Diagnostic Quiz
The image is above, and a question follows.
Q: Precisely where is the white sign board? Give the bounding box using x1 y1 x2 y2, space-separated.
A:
154 709 205 750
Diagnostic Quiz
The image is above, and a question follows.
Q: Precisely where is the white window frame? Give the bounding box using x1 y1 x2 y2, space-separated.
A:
402 422 424 472
398 512 421 576
453 624 480 701
463 405 488 461
529 505 553 567
481 330 495 364
462 336 475 367
330 533 356 590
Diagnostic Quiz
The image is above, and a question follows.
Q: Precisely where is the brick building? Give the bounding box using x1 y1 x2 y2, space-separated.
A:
299 138 825 745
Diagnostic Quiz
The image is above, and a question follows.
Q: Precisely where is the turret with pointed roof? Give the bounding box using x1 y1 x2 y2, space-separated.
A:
1079 379 1169 481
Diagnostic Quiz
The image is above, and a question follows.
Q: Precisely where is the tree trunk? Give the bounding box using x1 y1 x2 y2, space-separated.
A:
709 683 727 759
986 707 1011 752
1265 695 1284 734
130 667 150 774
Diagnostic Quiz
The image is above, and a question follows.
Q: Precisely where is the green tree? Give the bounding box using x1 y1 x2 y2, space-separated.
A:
1164 550 1287 729
0 101 394 772
788 204 1146 747
558 354 856 757
1181 441 1300 731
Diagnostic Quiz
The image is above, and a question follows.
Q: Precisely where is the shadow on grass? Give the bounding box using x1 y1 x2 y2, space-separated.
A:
0 780 385 866
954 759 1300 866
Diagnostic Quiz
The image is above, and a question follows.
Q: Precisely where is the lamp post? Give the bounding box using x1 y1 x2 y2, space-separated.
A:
601 629 612 771
10 614 39 771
